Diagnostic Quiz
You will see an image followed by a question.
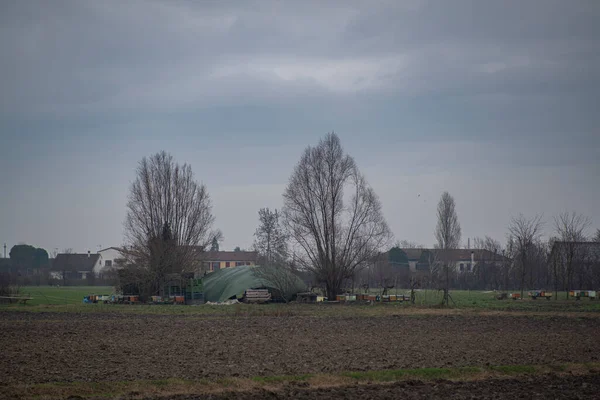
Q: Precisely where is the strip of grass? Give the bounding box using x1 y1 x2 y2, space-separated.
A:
8 363 600 399
342 366 483 382
18 286 114 305
489 365 537 374
3 287 600 314
252 373 314 383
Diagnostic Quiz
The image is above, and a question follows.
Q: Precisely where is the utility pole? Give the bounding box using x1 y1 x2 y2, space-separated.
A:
3 243 6 258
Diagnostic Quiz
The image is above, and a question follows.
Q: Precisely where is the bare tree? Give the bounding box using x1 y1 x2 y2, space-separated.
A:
548 236 561 299
252 263 301 303
252 208 296 303
123 151 220 298
253 208 288 265
554 211 591 298
372 253 396 295
435 191 461 305
282 133 392 300
508 214 544 298
473 236 502 290
594 229 600 243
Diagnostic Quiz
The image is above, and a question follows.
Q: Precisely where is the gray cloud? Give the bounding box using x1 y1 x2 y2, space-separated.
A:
1 0 599 252
3 0 598 115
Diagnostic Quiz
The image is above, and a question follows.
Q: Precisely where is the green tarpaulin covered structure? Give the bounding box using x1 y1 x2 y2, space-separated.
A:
202 265 307 302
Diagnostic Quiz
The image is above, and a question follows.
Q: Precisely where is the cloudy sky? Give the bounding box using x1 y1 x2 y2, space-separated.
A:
1 0 599 255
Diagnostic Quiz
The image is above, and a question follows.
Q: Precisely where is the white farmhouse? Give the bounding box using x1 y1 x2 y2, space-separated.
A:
95 247 126 277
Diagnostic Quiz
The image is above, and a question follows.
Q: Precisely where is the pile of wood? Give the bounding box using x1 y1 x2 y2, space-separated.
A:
243 289 271 303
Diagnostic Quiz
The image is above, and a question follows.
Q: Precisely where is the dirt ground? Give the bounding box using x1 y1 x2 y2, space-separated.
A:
1 311 599 386
183 374 600 399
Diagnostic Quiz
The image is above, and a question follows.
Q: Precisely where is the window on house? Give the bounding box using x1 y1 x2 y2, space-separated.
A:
459 263 464 271
245 261 251 265
467 263 472 272
225 262 230 268
235 262 244 267
212 262 220 271
105 260 112 267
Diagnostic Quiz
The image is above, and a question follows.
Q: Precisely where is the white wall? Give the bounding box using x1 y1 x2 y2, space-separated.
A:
95 248 124 276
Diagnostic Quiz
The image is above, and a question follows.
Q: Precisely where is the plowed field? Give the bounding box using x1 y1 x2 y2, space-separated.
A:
1 310 599 398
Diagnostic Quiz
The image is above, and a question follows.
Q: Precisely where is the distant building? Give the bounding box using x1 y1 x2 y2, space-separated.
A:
200 250 258 273
49 252 101 280
96 247 126 277
397 248 509 273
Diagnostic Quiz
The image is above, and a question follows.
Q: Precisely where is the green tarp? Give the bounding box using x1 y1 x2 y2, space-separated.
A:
202 265 307 302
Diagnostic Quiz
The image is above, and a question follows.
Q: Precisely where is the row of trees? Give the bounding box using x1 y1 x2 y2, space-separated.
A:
358 213 599 297
119 134 599 300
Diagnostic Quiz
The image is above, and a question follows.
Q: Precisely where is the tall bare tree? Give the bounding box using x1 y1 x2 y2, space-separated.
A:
123 151 220 297
594 229 600 243
435 191 461 305
253 208 288 265
508 214 544 298
554 211 591 298
548 236 562 299
282 133 392 300
473 236 502 290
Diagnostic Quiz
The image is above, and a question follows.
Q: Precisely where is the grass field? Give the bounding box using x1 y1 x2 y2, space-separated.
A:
17 286 115 305
3 286 599 314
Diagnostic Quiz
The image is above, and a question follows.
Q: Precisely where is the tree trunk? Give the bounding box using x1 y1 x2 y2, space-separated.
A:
520 253 526 298
553 258 558 300
327 287 337 301
445 264 449 306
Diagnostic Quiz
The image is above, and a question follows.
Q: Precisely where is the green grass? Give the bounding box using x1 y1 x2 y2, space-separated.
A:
489 365 537 374
17 286 114 305
3 286 599 314
342 366 482 382
401 289 600 312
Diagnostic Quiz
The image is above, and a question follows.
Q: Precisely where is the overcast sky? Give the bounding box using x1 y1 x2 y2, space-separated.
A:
1 0 599 255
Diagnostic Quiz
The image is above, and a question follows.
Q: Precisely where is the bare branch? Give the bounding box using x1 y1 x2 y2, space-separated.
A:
553 211 591 298
122 151 218 298
434 191 461 305
508 213 544 297
282 133 392 300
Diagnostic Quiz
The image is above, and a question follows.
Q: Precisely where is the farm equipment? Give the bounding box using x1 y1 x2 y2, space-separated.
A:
569 290 597 300
508 293 521 300
528 290 553 300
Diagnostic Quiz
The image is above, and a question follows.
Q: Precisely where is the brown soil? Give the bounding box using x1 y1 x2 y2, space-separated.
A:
1 311 599 386
180 374 600 399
